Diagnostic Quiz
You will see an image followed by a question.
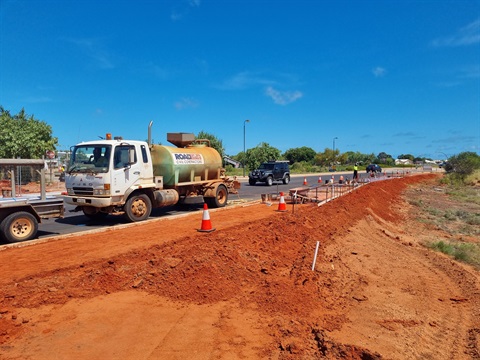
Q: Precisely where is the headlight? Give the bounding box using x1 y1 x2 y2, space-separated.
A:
93 189 110 195
93 184 110 196
66 188 74 195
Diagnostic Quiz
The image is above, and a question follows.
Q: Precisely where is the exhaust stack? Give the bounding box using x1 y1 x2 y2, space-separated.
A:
148 120 153 146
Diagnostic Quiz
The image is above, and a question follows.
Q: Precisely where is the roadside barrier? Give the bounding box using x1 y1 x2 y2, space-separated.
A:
269 171 414 211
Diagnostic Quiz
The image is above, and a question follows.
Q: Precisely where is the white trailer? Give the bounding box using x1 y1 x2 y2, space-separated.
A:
0 159 64 243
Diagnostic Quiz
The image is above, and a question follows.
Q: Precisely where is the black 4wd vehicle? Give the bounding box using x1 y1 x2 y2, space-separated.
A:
366 164 382 173
248 161 290 186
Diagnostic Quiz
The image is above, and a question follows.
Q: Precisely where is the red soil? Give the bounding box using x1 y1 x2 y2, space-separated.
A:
0 174 478 359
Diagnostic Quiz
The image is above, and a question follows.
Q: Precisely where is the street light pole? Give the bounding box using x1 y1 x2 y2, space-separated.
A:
332 137 338 171
243 119 250 177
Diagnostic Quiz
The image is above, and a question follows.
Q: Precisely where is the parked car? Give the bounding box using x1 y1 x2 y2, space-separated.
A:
366 164 382 173
248 161 290 186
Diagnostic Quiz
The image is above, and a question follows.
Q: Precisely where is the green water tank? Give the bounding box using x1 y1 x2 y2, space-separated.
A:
150 143 223 187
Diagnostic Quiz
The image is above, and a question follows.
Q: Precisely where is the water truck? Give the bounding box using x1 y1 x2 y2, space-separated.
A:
64 122 240 222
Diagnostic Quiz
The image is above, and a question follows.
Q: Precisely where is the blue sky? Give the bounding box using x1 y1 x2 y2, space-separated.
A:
1 0 479 160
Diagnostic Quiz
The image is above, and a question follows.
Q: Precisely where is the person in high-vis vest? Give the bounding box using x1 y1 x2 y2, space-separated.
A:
353 163 358 182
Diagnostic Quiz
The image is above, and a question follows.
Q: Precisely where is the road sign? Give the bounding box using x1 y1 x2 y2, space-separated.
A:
46 150 55 159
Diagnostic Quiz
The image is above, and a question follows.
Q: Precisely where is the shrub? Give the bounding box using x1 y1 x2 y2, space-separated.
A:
429 241 480 269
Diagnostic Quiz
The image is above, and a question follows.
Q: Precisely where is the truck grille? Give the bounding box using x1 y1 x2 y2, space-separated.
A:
72 187 94 196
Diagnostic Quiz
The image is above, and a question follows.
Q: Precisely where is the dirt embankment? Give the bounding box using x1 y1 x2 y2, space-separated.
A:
0 174 478 359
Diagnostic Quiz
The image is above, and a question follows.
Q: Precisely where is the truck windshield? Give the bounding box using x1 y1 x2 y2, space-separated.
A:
68 145 112 174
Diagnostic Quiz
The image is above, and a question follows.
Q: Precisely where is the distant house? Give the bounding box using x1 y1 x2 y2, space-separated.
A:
395 159 413 165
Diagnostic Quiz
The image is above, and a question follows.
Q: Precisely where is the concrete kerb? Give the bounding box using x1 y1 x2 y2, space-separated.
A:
2 171 423 251
0 199 263 251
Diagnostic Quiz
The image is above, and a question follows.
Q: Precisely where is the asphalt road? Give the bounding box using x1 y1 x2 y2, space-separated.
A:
0 170 388 245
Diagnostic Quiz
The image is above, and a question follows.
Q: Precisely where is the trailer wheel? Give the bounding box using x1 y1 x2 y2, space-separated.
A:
124 193 152 222
0 211 38 243
206 184 228 208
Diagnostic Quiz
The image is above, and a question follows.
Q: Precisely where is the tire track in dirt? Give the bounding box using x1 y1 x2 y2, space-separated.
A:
325 210 479 359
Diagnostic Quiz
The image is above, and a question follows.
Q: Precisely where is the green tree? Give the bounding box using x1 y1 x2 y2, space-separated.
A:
343 151 376 165
444 152 480 177
283 146 316 164
397 154 415 161
377 152 392 164
0 107 58 159
234 151 246 168
314 148 330 167
314 148 347 167
196 131 225 159
245 142 281 171
344 151 363 164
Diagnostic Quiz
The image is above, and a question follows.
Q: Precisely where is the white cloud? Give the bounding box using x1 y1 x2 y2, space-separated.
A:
65 37 114 69
431 18 480 47
459 64 480 79
145 62 169 80
217 71 275 90
394 132 416 137
171 0 201 21
174 97 199 110
23 96 52 103
434 64 480 87
265 86 303 105
372 67 387 77
170 12 182 21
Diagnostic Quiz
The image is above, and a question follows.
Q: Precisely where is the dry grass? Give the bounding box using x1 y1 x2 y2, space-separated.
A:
406 177 480 269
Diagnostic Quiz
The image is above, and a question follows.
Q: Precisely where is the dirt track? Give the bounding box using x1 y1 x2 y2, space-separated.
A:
0 174 479 359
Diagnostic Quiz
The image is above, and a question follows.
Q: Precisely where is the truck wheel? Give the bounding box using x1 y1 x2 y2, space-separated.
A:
206 184 228 208
266 176 273 186
0 211 38 243
124 193 152 222
82 207 108 220
283 175 290 184
248 179 256 186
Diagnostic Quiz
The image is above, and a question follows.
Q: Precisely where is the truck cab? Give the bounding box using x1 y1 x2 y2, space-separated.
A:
64 138 156 220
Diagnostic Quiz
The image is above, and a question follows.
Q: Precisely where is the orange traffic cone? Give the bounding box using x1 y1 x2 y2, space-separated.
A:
303 177 308 186
277 192 287 212
197 203 216 232
318 176 322 184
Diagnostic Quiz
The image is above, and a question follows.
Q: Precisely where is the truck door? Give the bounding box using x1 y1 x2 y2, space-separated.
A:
112 144 141 196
